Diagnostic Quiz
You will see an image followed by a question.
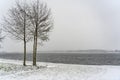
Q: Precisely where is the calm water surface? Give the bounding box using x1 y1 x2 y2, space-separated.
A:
0 53 120 65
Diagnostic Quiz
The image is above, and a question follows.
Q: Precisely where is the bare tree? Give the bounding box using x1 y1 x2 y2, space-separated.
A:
26 0 53 66
2 1 31 66
2 0 53 66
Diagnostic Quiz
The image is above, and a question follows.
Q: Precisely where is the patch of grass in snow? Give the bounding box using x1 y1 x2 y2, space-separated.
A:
0 63 47 73
0 62 49 77
0 63 18 72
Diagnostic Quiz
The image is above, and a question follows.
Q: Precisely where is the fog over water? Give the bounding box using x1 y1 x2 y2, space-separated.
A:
0 0 120 53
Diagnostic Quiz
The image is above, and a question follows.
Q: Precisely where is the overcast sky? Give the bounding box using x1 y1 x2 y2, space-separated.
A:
0 0 120 52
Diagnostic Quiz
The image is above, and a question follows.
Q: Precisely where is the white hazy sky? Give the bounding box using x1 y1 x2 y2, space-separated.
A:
0 0 120 52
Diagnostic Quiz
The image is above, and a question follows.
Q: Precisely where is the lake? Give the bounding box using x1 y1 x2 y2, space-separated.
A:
0 53 120 65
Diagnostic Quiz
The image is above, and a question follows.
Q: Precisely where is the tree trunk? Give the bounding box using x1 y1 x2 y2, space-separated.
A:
23 41 26 66
23 11 26 66
33 35 37 66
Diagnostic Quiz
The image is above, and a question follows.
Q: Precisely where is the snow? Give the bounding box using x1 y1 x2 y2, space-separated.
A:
0 59 120 80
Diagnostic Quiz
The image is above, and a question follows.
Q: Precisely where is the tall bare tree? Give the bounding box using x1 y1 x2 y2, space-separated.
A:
3 1 31 66
2 0 53 66
26 0 53 66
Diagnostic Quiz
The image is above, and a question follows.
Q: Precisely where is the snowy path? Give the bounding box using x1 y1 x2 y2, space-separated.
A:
0 59 120 80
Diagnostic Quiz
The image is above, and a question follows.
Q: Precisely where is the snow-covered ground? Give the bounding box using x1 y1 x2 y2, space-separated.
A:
0 59 120 80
